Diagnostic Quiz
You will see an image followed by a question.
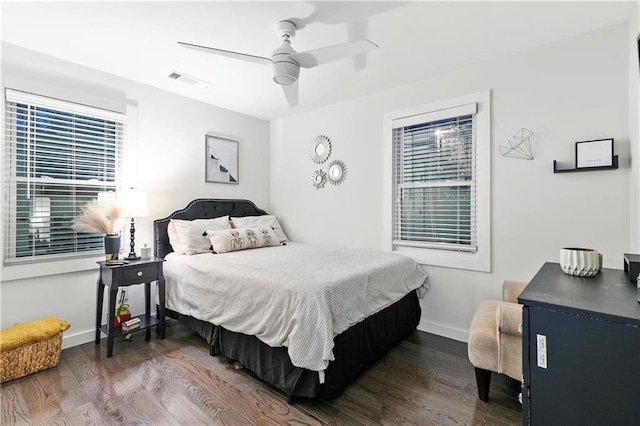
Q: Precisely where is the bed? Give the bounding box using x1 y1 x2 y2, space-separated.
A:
153 198 428 402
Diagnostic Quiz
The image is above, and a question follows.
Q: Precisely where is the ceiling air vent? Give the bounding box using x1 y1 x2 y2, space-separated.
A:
168 71 211 88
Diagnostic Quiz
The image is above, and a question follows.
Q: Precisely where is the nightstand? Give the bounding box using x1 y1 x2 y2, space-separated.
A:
95 257 166 357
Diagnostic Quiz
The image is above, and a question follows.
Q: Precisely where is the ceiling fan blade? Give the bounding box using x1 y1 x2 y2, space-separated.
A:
178 41 272 66
289 39 377 68
282 82 298 108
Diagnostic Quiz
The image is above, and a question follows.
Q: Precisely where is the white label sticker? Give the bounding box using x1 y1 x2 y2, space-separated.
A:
536 334 547 369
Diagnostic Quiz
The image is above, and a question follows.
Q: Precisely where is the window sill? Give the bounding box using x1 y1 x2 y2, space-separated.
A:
1 254 104 281
394 246 490 272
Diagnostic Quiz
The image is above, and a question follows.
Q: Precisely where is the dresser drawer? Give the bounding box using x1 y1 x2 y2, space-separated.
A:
122 264 158 284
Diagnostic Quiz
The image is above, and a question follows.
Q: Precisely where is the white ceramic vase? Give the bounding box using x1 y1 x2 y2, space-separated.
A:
559 248 601 277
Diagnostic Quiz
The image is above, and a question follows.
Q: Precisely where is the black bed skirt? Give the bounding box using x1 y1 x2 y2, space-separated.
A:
167 290 421 400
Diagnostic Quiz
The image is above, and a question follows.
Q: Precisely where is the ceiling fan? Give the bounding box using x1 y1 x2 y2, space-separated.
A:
178 20 378 108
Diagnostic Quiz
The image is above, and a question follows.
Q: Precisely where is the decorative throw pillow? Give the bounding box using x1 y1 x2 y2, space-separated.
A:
206 227 280 253
230 215 289 243
171 216 231 255
167 220 185 255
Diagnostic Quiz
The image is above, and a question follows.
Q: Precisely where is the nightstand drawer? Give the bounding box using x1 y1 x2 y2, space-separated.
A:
122 264 157 283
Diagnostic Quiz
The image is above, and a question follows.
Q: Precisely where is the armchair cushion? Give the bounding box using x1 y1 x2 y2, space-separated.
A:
496 302 524 382
497 302 523 336
468 299 501 374
469 280 527 401
503 280 527 304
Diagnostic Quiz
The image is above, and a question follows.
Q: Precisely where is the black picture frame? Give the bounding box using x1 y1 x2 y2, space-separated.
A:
205 135 239 184
575 138 614 169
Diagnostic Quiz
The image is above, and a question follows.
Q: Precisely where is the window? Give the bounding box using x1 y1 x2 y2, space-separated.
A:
3 89 126 264
387 91 490 272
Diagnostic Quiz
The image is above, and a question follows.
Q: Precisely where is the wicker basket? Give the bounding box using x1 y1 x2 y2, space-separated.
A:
1 332 63 383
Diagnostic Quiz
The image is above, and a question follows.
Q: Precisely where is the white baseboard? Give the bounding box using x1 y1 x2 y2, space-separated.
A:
61 329 95 350
418 319 469 343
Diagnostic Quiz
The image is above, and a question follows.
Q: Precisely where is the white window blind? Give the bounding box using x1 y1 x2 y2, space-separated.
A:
392 103 477 253
3 89 126 263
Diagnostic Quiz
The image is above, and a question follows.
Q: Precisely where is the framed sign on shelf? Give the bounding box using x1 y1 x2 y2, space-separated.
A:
205 135 238 184
575 138 614 169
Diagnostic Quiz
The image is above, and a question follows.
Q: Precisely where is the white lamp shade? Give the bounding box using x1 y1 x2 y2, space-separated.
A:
118 190 149 218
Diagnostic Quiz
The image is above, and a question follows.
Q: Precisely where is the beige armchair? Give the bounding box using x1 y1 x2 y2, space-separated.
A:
468 280 527 402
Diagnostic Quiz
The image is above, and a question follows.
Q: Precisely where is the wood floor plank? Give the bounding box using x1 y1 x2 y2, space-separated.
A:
319 382 388 426
126 348 187 403
0 380 31 425
160 392 226 425
121 389 181 425
79 375 130 424
91 363 144 401
177 344 325 425
36 357 91 413
358 358 520 426
166 346 320 425
180 343 264 395
141 346 257 425
160 348 262 425
63 401 105 426
60 345 100 384
18 369 64 422
295 397 370 426
4 322 521 425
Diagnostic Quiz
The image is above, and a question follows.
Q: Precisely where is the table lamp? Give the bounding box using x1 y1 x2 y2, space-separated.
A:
118 189 149 260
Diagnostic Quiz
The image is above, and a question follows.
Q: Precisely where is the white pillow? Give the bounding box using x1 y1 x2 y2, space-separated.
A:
167 220 185 255
231 215 288 243
171 216 231 255
206 227 280 253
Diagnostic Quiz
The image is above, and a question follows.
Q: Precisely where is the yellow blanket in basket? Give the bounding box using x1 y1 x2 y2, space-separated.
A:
0 316 70 352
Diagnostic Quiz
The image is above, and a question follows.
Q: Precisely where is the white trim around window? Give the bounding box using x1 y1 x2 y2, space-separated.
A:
3 89 127 265
383 90 491 272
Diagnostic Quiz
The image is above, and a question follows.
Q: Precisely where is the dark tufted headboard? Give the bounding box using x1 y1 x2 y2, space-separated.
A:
153 198 268 259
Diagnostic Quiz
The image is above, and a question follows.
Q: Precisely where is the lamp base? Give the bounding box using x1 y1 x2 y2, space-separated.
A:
126 218 140 261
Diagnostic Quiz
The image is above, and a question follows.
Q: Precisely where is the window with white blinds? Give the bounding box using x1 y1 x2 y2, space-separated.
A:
392 103 478 253
3 89 126 263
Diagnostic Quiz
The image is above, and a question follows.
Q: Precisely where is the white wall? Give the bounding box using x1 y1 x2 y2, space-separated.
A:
629 3 640 252
0 43 271 348
271 24 631 341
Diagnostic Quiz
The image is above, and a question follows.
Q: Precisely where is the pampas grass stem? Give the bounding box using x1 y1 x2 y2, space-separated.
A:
73 201 122 234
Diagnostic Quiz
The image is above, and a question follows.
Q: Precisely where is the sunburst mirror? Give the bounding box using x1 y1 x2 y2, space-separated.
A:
310 135 332 164
327 160 347 185
311 169 327 189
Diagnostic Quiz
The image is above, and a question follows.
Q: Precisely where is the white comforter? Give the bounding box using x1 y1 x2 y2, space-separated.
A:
163 242 428 371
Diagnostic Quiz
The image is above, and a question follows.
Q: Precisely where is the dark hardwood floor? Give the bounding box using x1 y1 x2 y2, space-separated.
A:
1 321 521 425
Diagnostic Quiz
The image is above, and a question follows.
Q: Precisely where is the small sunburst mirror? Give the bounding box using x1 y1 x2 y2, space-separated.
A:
311 169 327 189
310 135 332 164
327 160 347 185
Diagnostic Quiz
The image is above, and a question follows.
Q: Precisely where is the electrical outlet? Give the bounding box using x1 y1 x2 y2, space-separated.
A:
536 334 547 369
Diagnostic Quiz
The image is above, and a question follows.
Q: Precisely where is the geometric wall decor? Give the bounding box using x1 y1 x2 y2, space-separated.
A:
499 128 534 160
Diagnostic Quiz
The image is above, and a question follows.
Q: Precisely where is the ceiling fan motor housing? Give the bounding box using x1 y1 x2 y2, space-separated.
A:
271 39 300 85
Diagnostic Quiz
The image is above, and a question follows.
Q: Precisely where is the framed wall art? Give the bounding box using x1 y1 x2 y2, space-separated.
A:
205 135 238 184
575 138 614 169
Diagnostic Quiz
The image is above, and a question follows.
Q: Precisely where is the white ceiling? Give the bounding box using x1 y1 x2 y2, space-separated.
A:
1 1 637 121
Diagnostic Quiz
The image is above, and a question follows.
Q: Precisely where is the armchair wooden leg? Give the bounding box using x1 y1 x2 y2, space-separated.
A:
474 367 492 402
